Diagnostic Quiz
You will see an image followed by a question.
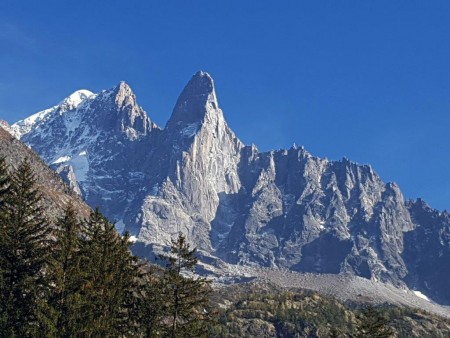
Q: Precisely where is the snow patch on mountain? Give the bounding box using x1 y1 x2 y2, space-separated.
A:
11 106 57 139
413 290 431 301
53 156 71 164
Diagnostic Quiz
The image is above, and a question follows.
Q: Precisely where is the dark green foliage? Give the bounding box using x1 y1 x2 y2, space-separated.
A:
0 159 52 337
0 156 11 334
356 305 394 338
75 209 141 336
159 233 213 338
0 156 10 207
135 265 166 337
48 205 82 337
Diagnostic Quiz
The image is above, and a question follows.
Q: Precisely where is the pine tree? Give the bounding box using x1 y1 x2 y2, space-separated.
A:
76 208 140 336
0 156 12 250
0 156 11 333
136 265 165 338
159 232 212 338
0 159 53 337
48 205 83 337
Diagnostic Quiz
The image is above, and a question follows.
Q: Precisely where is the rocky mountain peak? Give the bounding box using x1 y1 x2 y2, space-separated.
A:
166 71 218 130
186 70 215 95
90 82 155 140
115 80 132 92
96 81 136 109
112 81 135 108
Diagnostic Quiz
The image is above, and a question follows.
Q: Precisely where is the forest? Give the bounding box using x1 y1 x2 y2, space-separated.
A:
1 157 449 338
0 158 212 337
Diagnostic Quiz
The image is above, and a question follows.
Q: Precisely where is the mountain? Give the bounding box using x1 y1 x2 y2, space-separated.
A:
9 84 159 232
10 71 450 305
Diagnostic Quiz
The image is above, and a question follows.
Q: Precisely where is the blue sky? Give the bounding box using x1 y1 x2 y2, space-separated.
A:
1 1 450 210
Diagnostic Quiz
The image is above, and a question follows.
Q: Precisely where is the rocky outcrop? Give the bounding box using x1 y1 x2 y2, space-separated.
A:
11 71 450 304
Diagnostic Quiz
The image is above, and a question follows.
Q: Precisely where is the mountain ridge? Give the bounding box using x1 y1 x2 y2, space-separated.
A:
8 71 450 305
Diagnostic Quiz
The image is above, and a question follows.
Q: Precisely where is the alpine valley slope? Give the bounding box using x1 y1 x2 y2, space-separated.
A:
8 72 450 305
0 127 90 220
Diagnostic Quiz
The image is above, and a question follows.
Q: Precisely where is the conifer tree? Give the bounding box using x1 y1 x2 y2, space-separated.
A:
49 205 82 337
159 232 212 338
136 265 165 338
0 156 12 250
0 156 11 332
76 208 140 336
0 159 53 337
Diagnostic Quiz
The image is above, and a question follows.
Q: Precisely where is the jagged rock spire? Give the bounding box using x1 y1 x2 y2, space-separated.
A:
166 71 218 129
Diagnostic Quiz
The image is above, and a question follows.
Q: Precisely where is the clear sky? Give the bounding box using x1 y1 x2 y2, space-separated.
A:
1 1 450 210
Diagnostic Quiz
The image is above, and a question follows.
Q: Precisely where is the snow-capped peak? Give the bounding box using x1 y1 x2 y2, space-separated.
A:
58 89 94 113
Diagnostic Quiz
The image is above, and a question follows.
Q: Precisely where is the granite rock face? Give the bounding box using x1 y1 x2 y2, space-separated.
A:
10 71 450 304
